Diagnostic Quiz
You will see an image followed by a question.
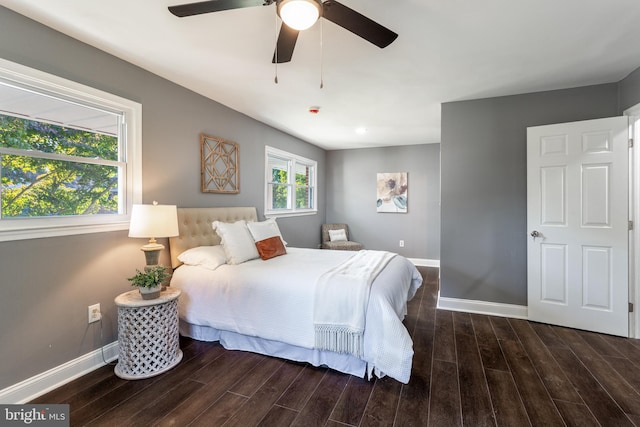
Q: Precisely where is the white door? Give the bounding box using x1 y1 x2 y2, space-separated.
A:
527 117 629 337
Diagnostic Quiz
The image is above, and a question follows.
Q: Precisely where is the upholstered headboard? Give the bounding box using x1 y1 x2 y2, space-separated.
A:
169 207 258 269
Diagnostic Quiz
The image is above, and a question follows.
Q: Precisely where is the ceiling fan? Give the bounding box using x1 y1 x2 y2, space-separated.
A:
168 0 398 63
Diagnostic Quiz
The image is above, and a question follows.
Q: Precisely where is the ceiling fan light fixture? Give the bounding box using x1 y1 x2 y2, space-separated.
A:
277 0 322 31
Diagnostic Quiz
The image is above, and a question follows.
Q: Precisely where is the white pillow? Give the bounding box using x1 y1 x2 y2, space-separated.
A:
178 245 227 270
247 218 287 245
212 220 260 265
328 228 348 242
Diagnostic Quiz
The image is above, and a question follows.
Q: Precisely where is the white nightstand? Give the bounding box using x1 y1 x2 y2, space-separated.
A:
114 288 183 380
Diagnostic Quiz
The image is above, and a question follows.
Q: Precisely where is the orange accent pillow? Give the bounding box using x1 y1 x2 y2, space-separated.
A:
255 236 287 260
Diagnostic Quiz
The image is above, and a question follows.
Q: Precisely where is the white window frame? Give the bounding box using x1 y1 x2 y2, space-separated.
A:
264 146 317 217
0 58 142 242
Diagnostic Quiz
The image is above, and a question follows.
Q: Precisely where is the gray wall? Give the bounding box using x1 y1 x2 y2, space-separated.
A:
326 144 440 260
619 66 640 112
440 84 620 306
0 6 325 391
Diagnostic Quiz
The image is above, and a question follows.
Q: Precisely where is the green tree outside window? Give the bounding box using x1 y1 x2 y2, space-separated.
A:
0 114 119 218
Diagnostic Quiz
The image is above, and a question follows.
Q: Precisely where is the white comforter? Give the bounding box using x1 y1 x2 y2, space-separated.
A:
170 247 422 383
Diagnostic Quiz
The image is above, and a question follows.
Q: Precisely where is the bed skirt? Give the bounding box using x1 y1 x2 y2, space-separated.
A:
180 320 368 378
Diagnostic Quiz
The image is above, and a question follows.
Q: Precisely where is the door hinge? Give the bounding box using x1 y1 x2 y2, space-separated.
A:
629 220 634 231
630 138 634 148
630 302 634 313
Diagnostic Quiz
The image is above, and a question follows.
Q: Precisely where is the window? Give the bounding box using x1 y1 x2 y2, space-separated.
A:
0 59 141 241
265 146 317 217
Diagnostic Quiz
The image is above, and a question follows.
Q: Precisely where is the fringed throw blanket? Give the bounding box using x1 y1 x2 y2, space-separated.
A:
314 250 397 358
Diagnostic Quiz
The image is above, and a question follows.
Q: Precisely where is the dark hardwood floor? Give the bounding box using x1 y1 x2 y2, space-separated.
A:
32 267 640 426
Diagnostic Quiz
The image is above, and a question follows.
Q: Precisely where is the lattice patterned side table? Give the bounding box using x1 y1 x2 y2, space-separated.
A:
114 288 183 380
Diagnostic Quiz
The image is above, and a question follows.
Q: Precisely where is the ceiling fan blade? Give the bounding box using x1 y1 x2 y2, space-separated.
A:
168 0 267 17
321 0 398 48
272 24 300 63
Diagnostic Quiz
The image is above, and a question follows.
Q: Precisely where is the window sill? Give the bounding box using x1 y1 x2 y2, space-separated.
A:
264 210 317 219
0 221 130 242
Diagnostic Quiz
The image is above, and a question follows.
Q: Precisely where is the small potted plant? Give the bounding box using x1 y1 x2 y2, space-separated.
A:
127 265 170 300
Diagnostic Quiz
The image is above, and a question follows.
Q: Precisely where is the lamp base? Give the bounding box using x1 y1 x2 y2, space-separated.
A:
141 243 164 267
139 243 171 289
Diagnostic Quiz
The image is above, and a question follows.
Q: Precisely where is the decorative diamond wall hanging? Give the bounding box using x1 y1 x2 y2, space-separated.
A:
200 133 239 193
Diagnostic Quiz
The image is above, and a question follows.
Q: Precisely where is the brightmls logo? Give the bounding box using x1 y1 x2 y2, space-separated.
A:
1 405 69 426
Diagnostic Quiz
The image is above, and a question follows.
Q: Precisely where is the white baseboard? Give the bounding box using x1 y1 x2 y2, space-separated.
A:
437 293 528 319
408 258 440 268
0 342 119 404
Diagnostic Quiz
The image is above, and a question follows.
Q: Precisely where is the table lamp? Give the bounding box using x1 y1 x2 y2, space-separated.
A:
128 201 179 267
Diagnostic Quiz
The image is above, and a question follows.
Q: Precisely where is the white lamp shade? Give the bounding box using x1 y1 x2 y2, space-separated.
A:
128 204 179 238
278 0 321 31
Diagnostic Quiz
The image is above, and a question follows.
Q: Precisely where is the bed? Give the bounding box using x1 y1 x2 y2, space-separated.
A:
168 207 422 383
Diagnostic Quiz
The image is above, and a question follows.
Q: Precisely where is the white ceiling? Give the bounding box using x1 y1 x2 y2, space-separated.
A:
1 0 640 150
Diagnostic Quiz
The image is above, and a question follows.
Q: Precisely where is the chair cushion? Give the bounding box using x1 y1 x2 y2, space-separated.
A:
321 241 363 251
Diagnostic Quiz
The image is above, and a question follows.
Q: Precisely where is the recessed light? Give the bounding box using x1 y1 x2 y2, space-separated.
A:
355 127 367 134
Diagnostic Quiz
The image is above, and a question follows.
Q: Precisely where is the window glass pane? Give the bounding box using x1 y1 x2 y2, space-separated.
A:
1 154 118 218
272 167 288 184
295 162 311 186
268 156 289 183
296 186 313 209
0 114 118 161
268 183 289 210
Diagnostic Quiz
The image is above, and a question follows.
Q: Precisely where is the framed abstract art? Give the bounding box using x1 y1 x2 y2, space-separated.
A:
376 172 408 213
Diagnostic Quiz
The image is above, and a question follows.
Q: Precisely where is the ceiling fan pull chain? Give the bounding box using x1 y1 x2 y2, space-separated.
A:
274 11 279 84
320 17 324 89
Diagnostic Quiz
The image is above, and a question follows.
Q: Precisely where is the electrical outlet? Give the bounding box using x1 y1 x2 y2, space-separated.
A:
88 303 101 324
399 240 405 248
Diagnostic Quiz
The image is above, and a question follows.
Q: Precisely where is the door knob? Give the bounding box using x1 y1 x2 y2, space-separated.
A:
530 230 541 240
